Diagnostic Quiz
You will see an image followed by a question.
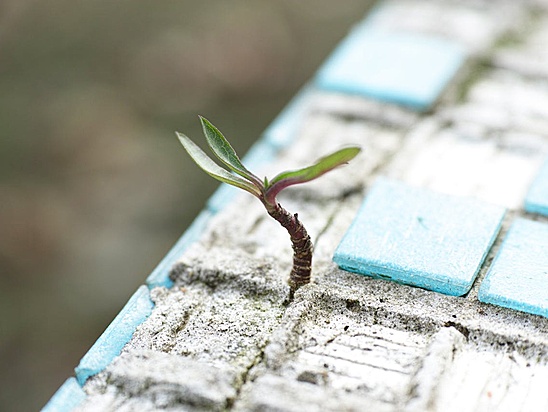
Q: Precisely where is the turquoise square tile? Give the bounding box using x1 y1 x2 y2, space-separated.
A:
315 26 465 111
262 85 311 149
479 218 548 318
41 377 86 412
333 178 505 296
525 157 548 216
74 285 153 385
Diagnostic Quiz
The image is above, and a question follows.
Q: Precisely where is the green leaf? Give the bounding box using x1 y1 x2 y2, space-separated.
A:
265 146 361 201
199 116 261 185
176 132 261 198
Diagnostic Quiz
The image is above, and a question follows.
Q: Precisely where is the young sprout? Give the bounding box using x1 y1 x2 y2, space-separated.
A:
177 116 361 295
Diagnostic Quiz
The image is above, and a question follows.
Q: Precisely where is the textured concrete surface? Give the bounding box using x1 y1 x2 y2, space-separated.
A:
76 108 548 410
47 0 548 411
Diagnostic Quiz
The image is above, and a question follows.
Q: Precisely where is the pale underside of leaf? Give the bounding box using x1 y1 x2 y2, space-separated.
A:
176 132 261 198
199 116 262 186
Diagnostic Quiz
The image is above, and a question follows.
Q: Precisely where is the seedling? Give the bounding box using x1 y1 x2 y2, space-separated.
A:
177 116 361 295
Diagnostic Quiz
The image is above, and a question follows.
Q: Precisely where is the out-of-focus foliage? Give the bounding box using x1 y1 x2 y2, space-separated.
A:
0 0 373 410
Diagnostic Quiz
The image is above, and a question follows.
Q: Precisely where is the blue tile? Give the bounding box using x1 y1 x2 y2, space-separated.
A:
479 218 548 318
41 377 86 412
333 178 505 296
207 139 278 213
525 157 548 216
206 184 239 214
262 85 312 149
74 285 153 385
146 210 213 288
315 26 465 112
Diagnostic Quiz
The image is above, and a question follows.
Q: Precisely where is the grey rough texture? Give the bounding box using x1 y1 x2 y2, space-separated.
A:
364 0 524 55
81 350 237 411
77 1 548 411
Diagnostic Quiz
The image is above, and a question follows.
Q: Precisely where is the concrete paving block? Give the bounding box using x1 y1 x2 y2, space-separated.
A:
479 218 548 318
41 377 86 412
525 157 548 216
146 210 213 288
311 91 419 129
171 245 291 303
242 285 434 412
290 324 427 404
235 374 394 412
440 74 548 140
494 16 548 79
426 343 548 412
293 276 548 411
315 25 465 111
405 327 465 412
333 178 506 296
365 0 522 55
79 247 289 409
129 274 286 373
467 72 548 134
242 278 542 412
75 285 154 385
314 266 548 359
237 290 430 410
130 246 289 372
79 350 237 412
386 126 548 209
531 0 548 10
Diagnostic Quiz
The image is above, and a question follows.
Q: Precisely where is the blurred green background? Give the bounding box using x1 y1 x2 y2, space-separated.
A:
0 1 373 410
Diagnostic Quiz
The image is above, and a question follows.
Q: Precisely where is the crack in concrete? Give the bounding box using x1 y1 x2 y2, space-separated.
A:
228 344 268 410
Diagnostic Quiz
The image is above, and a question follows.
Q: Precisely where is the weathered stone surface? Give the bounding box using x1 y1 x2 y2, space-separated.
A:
311 91 419 129
443 70 548 138
494 15 548 79
78 350 237 411
232 268 548 411
234 374 395 412
365 0 523 55
405 327 466 412
385 118 548 209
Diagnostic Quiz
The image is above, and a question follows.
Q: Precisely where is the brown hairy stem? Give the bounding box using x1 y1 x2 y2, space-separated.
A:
265 202 313 293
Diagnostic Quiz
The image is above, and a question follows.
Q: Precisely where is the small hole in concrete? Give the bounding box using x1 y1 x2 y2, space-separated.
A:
297 371 320 385
346 299 360 312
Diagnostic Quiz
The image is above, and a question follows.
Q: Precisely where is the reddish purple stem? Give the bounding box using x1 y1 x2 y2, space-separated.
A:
264 201 313 293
